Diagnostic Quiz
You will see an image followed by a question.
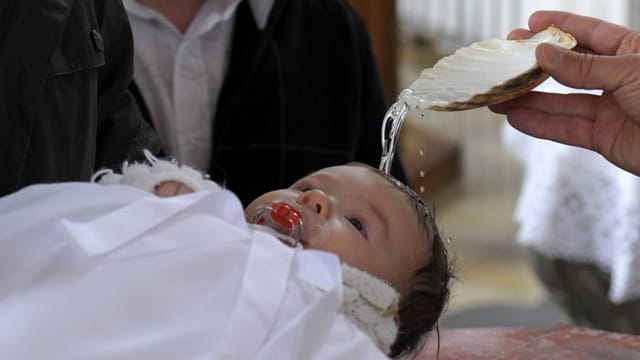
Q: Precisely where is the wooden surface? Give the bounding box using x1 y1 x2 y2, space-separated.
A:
348 0 398 104
414 325 640 359
399 121 460 197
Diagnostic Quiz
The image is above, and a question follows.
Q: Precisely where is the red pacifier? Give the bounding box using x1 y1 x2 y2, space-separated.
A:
252 200 305 247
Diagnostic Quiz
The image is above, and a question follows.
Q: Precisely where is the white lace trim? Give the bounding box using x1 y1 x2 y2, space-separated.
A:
91 150 220 193
502 124 640 304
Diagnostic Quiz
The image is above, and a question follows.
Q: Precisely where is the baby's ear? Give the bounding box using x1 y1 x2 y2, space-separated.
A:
154 181 194 197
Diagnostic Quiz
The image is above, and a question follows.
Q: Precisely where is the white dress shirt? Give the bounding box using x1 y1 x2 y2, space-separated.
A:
0 183 389 359
124 0 274 171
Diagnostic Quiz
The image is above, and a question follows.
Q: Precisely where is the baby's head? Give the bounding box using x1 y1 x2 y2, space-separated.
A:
245 162 453 357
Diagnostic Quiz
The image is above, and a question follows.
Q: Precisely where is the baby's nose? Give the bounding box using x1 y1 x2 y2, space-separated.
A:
296 189 332 219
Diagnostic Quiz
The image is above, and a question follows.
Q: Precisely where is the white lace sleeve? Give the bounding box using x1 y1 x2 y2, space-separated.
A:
92 150 221 194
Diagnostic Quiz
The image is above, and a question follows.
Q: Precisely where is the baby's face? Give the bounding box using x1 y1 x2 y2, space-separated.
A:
245 165 430 293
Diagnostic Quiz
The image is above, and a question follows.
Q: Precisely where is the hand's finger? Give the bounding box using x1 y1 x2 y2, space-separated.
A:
506 28 534 40
536 44 640 93
528 11 633 55
506 108 596 150
154 182 179 197
154 181 194 197
490 92 599 120
175 184 193 195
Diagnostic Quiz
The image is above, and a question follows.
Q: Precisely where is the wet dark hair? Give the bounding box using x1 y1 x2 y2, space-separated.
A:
348 163 454 358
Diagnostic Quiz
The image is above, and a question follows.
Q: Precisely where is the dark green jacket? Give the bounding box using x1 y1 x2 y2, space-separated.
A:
0 0 159 196
131 0 406 205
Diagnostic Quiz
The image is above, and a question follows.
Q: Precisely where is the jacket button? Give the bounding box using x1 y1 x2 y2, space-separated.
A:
90 29 104 53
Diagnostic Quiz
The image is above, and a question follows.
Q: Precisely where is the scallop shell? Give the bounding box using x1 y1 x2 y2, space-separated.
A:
400 25 577 111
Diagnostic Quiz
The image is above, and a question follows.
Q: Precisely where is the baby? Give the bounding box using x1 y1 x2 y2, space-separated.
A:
110 152 453 357
0 152 452 359
245 163 452 357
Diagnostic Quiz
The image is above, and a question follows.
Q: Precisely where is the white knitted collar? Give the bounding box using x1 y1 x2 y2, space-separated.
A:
339 263 399 354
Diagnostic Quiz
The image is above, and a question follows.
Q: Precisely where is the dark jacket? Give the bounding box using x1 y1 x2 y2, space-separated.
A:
0 0 159 196
131 0 405 205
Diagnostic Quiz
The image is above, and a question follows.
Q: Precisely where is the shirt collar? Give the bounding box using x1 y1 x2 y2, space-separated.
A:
124 0 275 31
248 0 275 30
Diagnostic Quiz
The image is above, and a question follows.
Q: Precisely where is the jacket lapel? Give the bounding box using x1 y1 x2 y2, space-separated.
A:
212 0 287 151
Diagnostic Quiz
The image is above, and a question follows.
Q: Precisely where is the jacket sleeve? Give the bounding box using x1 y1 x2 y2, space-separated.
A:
94 0 161 169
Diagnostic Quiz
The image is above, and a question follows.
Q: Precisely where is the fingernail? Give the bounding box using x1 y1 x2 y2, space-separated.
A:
537 43 563 65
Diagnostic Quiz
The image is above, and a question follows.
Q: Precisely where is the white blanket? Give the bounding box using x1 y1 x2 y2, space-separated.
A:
0 183 388 359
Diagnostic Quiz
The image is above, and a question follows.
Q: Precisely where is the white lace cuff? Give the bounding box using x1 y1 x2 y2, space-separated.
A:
92 150 221 194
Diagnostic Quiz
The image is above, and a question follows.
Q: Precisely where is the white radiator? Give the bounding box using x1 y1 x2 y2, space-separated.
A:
398 0 631 46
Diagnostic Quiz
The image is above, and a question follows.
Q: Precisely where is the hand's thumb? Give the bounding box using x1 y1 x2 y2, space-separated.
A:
536 43 630 92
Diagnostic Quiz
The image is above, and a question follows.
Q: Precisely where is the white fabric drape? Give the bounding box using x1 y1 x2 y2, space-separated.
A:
0 184 388 359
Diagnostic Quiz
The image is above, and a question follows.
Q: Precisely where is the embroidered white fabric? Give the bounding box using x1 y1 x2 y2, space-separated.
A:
502 123 640 304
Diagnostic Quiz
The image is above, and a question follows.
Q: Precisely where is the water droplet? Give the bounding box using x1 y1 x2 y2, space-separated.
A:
419 185 425 194
446 237 453 244
419 113 425 120
419 148 425 157
419 170 425 178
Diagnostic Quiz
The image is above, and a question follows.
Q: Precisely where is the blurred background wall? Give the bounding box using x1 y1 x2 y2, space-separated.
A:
399 0 630 45
349 0 635 328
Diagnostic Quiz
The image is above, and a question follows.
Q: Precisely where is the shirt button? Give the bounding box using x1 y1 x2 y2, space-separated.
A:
90 29 104 53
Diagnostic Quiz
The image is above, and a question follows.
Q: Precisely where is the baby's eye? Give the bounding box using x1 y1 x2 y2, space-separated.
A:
347 218 366 236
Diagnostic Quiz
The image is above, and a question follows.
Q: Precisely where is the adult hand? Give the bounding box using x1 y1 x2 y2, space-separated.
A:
490 11 640 175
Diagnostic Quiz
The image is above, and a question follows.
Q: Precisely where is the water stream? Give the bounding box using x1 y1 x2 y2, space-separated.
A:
378 100 410 174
